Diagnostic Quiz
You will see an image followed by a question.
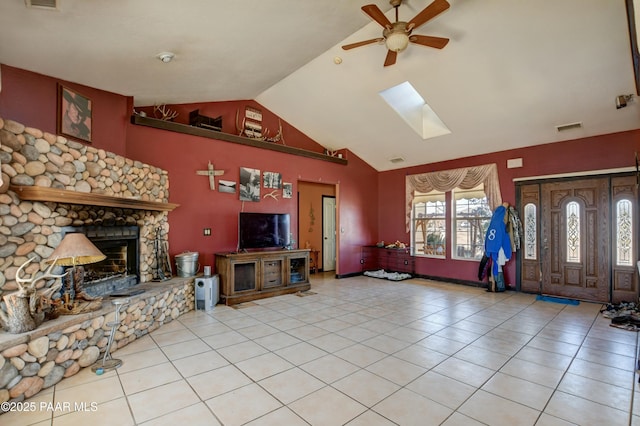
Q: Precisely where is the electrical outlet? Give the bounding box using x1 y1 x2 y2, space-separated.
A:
203 228 211 236
360 259 364 264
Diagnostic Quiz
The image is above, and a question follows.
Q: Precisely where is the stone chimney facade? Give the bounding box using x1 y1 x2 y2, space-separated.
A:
0 117 171 295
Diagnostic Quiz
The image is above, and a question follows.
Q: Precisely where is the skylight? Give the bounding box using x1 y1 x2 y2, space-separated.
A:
379 81 450 140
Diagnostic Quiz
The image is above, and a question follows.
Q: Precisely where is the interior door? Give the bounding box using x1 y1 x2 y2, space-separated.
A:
540 177 610 302
322 196 336 271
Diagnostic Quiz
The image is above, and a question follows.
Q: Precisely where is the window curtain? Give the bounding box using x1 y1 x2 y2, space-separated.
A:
405 163 502 232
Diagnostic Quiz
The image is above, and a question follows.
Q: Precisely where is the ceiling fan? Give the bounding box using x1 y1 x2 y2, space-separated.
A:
342 0 450 67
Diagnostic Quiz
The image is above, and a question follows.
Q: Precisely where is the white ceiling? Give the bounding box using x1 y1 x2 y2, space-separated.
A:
1 0 639 171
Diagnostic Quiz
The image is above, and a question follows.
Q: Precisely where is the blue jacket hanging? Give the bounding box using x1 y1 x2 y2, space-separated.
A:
484 205 512 277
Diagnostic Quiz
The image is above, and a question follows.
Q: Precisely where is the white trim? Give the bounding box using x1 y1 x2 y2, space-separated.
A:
513 167 635 182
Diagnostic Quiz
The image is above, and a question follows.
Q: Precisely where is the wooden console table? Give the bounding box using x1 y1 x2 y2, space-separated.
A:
361 245 414 274
215 249 310 305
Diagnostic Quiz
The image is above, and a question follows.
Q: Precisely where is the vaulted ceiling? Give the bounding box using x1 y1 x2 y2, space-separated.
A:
1 0 639 171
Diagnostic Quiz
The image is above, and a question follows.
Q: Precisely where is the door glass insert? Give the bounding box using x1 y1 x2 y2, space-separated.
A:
524 203 537 260
616 199 633 266
566 201 581 263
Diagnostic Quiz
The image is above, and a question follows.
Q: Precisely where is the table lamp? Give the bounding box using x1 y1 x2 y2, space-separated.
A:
46 233 106 311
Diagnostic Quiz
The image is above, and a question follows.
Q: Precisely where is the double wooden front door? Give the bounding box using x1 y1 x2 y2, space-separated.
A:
518 175 637 303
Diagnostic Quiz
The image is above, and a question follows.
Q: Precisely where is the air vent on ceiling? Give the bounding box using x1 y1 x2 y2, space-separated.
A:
25 0 58 10
555 122 583 132
389 157 405 164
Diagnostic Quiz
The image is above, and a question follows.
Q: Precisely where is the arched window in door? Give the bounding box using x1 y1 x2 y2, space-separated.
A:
616 199 633 266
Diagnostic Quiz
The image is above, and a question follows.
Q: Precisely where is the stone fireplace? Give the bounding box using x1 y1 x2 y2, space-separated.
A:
0 117 176 297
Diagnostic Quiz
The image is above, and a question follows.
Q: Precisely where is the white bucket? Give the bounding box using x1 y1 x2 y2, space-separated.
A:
175 251 199 277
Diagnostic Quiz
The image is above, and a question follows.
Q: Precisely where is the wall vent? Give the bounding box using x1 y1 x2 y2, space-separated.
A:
389 157 405 164
25 0 58 10
555 122 583 132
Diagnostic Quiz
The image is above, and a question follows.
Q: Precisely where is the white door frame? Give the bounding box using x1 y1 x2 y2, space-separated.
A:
322 195 336 272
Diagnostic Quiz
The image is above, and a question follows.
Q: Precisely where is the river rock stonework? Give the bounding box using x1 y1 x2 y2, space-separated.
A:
0 117 171 293
0 279 194 408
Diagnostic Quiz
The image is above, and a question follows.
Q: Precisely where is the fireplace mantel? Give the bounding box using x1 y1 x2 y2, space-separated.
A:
11 185 179 212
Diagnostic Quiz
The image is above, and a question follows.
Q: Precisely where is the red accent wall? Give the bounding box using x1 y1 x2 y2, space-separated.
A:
4 64 638 286
0 65 130 156
125 124 378 274
0 65 379 276
378 130 640 285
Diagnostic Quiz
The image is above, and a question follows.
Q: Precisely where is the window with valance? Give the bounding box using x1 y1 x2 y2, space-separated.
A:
405 163 503 233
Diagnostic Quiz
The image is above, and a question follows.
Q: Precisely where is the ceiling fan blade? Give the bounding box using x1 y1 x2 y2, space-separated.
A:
384 50 397 67
407 0 450 31
342 38 384 50
362 4 392 28
409 35 449 49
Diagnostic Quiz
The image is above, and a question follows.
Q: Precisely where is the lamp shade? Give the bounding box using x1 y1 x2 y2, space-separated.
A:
46 233 106 266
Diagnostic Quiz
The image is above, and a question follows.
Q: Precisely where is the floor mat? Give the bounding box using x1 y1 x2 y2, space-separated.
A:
536 295 580 305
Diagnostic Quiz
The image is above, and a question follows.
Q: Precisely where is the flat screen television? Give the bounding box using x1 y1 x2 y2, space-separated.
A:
238 212 290 250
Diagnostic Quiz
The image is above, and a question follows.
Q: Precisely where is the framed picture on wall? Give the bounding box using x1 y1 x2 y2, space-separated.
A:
57 84 92 143
239 167 261 202
283 183 293 199
263 171 282 189
218 180 237 194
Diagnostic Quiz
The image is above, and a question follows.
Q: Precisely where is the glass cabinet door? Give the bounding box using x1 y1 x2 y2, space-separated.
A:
288 256 308 284
232 260 258 293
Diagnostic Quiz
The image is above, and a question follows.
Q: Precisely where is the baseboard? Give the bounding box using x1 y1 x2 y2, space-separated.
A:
338 271 489 290
336 271 362 279
413 273 486 288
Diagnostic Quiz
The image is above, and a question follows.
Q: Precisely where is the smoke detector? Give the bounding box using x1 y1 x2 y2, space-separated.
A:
157 52 175 63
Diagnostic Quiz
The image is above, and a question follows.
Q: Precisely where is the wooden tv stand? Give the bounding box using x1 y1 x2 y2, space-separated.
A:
215 249 310 305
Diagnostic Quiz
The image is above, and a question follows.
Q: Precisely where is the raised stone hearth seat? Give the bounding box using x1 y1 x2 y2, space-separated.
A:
0 278 194 406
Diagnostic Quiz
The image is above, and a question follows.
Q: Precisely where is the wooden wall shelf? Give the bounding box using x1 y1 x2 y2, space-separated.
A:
11 185 179 212
131 115 348 165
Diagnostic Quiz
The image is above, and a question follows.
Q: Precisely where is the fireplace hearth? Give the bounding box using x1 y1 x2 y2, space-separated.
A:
60 225 140 297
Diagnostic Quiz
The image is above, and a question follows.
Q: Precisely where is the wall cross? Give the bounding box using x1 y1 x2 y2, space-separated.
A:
196 161 225 190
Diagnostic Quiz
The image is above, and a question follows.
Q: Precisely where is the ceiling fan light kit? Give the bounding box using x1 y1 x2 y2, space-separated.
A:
384 27 410 52
342 0 450 66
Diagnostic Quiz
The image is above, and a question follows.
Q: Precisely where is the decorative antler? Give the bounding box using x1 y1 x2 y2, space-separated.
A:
153 104 179 121
263 190 279 201
263 120 285 145
235 110 285 144
15 257 67 296
1 257 68 334
235 109 246 136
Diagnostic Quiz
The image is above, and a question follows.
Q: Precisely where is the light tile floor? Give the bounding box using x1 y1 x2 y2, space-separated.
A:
5 273 640 425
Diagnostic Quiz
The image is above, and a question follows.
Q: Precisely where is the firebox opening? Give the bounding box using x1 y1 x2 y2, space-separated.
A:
60 225 140 297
